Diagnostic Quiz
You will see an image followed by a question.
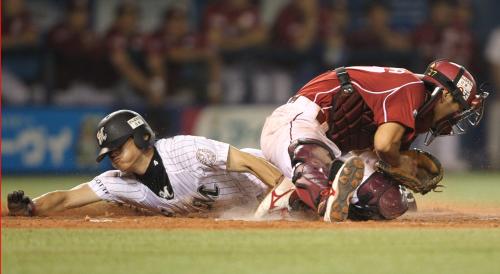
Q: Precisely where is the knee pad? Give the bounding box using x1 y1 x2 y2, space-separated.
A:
287 139 336 210
288 138 337 184
288 139 334 168
348 172 409 220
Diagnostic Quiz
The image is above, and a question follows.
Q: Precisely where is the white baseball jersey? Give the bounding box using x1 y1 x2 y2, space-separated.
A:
88 136 269 216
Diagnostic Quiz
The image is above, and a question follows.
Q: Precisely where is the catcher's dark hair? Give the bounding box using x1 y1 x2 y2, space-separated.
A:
422 80 436 93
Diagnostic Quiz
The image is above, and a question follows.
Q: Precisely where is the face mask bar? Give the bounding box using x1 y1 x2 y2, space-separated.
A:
414 86 443 120
424 85 490 146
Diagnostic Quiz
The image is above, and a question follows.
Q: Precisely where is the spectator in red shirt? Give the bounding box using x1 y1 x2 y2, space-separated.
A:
100 2 165 106
203 0 266 55
346 1 412 67
485 27 500 169
147 6 221 104
413 0 475 69
269 0 321 94
202 0 267 104
319 0 350 69
445 0 476 69
2 0 38 49
2 0 40 104
47 0 99 91
271 0 318 53
347 1 410 51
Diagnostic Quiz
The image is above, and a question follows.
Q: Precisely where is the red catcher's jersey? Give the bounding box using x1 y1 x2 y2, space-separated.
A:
297 66 427 149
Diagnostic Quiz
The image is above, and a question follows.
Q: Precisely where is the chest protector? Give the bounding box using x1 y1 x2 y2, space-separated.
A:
327 69 377 152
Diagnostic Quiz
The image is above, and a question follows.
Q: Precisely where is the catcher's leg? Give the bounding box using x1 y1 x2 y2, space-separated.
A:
288 138 363 221
288 139 334 212
348 172 411 220
323 156 364 222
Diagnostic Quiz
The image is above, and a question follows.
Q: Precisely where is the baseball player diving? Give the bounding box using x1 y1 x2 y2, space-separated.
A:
256 59 491 222
7 110 288 217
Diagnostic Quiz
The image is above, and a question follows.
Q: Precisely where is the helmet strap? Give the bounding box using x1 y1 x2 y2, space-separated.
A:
414 86 442 120
425 66 469 110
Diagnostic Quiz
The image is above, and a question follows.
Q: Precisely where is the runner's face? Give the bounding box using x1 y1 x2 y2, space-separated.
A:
109 138 142 172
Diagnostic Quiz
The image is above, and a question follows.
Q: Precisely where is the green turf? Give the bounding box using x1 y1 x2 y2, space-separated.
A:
418 172 500 207
2 173 500 274
3 228 500 274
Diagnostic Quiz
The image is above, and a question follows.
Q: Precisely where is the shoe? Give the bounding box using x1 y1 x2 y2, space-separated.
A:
254 177 295 219
323 156 365 222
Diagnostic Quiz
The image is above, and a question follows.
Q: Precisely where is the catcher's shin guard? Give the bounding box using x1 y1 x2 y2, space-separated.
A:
348 172 410 221
323 156 364 222
288 139 337 212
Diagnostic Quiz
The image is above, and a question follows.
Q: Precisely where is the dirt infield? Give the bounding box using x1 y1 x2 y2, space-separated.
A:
2 201 500 229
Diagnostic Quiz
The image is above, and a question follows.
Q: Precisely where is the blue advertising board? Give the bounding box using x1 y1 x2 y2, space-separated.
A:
2 107 109 174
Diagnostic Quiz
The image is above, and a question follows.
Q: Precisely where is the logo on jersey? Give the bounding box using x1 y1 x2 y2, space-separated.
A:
198 184 220 198
127 116 144 129
196 148 216 166
457 75 473 101
97 127 107 145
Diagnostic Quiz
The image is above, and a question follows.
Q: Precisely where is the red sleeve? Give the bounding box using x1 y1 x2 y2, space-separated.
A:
144 32 165 55
194 32 207 48
105 28 127 51
250 7 262 28
201 4 223 32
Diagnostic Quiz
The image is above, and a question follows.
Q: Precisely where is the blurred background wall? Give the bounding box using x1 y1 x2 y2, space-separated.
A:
2 0 500 174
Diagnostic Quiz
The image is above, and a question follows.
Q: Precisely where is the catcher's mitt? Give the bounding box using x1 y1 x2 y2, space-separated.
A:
375 149 444 195
7 190 35 216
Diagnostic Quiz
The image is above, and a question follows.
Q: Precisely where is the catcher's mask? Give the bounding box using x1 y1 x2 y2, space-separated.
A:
416 59 490 145
95 110 155 162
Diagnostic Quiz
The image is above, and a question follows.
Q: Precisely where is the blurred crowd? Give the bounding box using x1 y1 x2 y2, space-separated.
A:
3 0 499 107
2 0 500 169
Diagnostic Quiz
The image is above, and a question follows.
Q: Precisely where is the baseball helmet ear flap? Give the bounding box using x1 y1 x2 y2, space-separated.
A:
132 123 155 150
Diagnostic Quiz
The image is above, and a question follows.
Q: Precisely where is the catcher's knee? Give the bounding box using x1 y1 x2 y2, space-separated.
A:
288 139 334 165
348 172 409 221
288 138 336 183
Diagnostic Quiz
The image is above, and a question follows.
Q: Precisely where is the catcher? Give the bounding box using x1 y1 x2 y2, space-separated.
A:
257 59 490 221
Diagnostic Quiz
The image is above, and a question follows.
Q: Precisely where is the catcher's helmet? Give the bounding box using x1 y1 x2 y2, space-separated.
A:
417 59 489 145
95 110 155 162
